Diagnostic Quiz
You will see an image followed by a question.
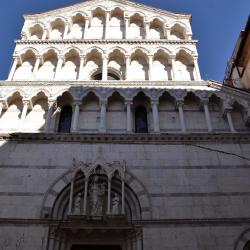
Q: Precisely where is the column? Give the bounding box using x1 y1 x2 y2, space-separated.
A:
44 101 54 133
152 100 160 132
194 57 201 80
126 100 132 132
71 101 81 132
177 100 186 133
42 29 48 40
171 57 176 80
202 100 213 132
68 177 74 214
225 109 236 133
145 21 150 39
107 177 111 214
18 101 29 132
0 102 3 118
63 23 69 39
125 55 130 80
125 17 129 39
84 18 90 39
99 100 107 132
148 55 153 81
105 11 110 39
102 54 108 81
55 56 64 79
121 179 125 214
165 26 171 39
7 57 18 81
32 56 41 80
83 177 89 215
78 55 85 80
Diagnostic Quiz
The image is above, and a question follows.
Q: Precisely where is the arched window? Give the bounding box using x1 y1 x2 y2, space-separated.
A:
58 106 72 133
135 106 148 133
92 72 120 80
244 241 250 250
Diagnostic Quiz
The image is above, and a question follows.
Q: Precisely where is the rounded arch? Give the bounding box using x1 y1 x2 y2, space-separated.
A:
41 47 60 57
128 11 146 19
91 5 108 12
79 89 102 101
49 16 67 24
29 21 46 30
28 24 44 40
4 89 26 101
63 46 82 57
70 10 89 19
17 48 38 59
235 229 250 250
148 16 166 23
106 89 127 100
175 47 195 58
53 89 76 100
130 47 149 56
28 89 51 100
107 46 127 56
151 47 173 57
40 168 152 220
84 46 104 56
109 5 126 13
169 20 188 30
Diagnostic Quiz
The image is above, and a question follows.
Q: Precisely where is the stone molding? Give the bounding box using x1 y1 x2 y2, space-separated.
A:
2 132 250 144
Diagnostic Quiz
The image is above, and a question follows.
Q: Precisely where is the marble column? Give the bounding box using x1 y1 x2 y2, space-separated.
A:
105 11 110 39
84 18 90 39
63 23 69 39
126 100 132 132
171 57 176 80
68 177 74 214
194 57 201 80
125 55 130 80
83 177 89 215
125 17 129 39
225 109 236 133
19 101 29 132
148 55 153 81
7 57 18 81
145 21 150 39
102 55 108 81
121 179 125 214
71 101 81 132
32 56 41 80
44 101 54 133
78 55 85 80
177 100 186 133
202 100 213 132
99 100 107 132
42 29 48 40
165 27 171 39
55 56 64 79
0 102 4 119
107 177 111 214
152 100 160 132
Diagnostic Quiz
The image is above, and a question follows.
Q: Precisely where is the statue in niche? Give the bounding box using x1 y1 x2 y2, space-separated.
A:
73 192 82 215
112 193 120 215
89 176 105 216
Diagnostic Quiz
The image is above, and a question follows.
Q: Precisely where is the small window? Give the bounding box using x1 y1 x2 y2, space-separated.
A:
135 106 148 133
58 106 72 133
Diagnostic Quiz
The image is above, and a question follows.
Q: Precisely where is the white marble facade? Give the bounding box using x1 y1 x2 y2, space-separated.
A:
1 1 250 250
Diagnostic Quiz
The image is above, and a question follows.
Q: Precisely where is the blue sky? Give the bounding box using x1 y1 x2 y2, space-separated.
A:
0 0 249 81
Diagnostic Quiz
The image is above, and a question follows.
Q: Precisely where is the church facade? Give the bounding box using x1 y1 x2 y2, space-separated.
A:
1 0 250 249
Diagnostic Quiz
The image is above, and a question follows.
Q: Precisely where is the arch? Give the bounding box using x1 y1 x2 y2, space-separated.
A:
28 89 51 100
128 11 146 19
106 89 127 100
151 46 173 56
70 10 89 19
175 49 195 81
148 16 166 23
41 47 60 56
107 46 127 55
68 13 86 39
108 49 126 80
152 49 172 80
109 5 126 13
130 49 149 80
49 16 67 24
91 5 108 12
53 89 76 100
57 105 73 133
63 46 82 57
85 49 103 80
109 7 125 39
128 13 145 39
29 24 44 40
40 168 152 220
149 18 164 39
79 89 102 101
129 47 149 56
169 21 188 40
17 48 38 60
50 18 65 39
4 89 26 101
90 7 106 39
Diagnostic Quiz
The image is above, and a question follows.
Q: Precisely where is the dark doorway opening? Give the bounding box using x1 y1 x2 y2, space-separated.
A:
71 245 122 250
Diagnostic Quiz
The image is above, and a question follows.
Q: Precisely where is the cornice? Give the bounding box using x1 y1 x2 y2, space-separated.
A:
23 0 191 20
1 132 250 144
1 217 250 226
15 39 198 45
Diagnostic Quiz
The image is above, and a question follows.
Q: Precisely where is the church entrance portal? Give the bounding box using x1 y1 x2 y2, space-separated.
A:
71 245 122 250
